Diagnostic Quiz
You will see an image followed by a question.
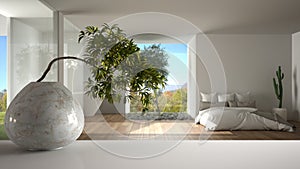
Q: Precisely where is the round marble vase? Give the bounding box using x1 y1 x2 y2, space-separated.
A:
4 82 84 150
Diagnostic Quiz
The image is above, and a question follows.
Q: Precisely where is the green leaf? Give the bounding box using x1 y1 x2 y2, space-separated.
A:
273 78 279 98
78 31 85 43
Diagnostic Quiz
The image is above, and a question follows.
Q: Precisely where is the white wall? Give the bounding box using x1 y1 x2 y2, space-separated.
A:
187 35 199 118
292 32 300 121
9 18 56 103
0 14 7 36
9 18 40 101
196 34 293 119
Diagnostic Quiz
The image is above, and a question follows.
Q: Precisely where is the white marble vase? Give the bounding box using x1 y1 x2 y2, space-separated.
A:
4 82 84 150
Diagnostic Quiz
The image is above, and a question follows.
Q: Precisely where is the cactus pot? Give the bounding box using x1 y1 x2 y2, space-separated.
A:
4 82 84 150
272 108 287 121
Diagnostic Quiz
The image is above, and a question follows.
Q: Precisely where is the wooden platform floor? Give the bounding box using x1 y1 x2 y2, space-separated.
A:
78 113 300 140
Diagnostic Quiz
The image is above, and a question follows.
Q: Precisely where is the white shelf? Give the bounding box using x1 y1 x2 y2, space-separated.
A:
0 140 300 169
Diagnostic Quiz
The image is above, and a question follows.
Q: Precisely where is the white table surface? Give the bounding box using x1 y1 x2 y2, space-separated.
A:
0 140 299 169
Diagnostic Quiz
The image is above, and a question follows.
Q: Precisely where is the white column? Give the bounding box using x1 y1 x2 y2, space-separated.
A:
53 11 64 84
187 35 198 118
292 32 300 121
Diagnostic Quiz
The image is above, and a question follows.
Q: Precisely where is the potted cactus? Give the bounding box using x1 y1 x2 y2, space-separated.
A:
272 66 287 120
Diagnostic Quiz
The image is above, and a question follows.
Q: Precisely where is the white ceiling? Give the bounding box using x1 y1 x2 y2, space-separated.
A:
0 0 52 17
1 0 300 34
43 0 300 34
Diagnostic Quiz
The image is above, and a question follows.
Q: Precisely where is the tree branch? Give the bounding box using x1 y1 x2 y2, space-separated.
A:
36 56 88 82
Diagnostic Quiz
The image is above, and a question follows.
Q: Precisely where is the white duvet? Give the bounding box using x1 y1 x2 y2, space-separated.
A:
195 107 294 132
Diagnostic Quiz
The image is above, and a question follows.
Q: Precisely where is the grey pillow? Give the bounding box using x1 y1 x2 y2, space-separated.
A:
228 101 238 107
199 101 229 110
237 100 256 108
228 100 256 108
218 93 235 102
200 92 218 103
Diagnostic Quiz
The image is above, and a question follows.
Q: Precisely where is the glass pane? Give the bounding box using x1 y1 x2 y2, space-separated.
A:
0 36 7 140
129 43 188 114
0 14 7 140
10 16 56 101
64 18 100 117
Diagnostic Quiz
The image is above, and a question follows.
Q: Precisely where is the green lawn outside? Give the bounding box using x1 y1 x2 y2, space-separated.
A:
0 112 5 122
0 112 8 140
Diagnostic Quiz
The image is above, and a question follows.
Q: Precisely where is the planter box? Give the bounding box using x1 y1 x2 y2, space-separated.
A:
272 108 287 121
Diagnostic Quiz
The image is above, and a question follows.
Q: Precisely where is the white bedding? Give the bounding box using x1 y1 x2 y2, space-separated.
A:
195 107 294 132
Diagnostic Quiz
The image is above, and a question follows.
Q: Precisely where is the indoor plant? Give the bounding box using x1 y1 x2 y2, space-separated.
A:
272 66 287 120
77 24 168 112
4 24 168 150
34 24 168 112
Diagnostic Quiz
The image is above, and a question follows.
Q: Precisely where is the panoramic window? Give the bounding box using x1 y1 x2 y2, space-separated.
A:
128 43 188 115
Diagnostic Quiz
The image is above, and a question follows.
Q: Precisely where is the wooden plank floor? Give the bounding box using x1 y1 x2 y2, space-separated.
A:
78 113 300 140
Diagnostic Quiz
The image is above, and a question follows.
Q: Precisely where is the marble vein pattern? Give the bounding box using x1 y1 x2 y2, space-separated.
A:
5 82 84 150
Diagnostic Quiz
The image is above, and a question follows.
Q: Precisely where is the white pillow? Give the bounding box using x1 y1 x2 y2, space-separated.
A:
200 92 217 103
235 92 251 102
218 93 235 102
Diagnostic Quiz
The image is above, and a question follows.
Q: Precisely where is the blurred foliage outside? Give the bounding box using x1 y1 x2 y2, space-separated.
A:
0 91 8 139
0 92 7 112
130 88 187 113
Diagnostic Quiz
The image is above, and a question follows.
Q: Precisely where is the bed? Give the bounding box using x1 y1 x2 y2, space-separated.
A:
195 107 295 132
196 92 295 132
